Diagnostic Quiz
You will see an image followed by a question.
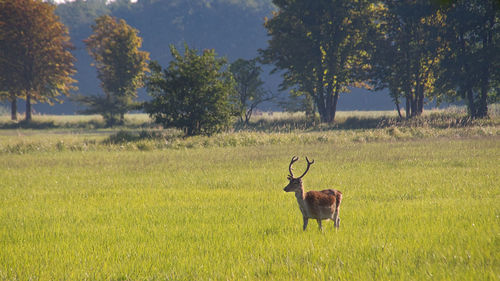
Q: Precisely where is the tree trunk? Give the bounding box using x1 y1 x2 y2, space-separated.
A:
405 95 410 119
415 78 424 116
25 92 32 121
477 84 488 118
325 90 333 123
417 88 424 116
314 82 340 124
316 97 327 123
314 81 327 123
466 88 475 118
476 31 491 119
330 90 339 123
395 101 402 119
244 106 254 126
323 80 338 123
10 93 17 121
410 93 417 118
475 6 494 119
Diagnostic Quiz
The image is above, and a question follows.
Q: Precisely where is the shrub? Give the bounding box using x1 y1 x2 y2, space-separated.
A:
144 45 235 136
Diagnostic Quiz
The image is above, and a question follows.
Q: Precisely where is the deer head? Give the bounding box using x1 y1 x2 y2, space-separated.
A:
283 156 314 192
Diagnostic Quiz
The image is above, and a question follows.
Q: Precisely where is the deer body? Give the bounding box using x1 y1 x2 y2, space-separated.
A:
284 157 342 231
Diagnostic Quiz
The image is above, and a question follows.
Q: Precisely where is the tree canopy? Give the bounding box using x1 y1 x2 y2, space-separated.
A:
0 0 76 121
261 0 378 123
145 45 235 136
262 0 498 120
230 58 274 125
370 0 447 118
434 0 499 118
1 0 498 121
76 15 149 126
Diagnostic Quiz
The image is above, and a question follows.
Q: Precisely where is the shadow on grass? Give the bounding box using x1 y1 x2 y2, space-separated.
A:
0 119 155 130
238 113 498 133
1 120 51 129
1 110 497 135
103 129 184 144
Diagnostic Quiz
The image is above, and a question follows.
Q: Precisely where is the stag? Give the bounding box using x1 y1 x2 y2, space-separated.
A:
283 156 342 231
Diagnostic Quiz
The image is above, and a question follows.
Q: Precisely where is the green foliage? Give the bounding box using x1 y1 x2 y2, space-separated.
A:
80 15 149 126
434 0 500 118
0 0 76 121
54 0 110 31
104 129 184 145
230 58 274 125
0 110 498 153
370 1 446 118
279 89 317 122
261 0 377 123
145 45 236 136
0 138 498 279
50 0 277 117
369 0 499 120
72 93 142 127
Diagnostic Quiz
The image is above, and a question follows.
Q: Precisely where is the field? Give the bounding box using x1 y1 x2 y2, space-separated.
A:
0 111 499 280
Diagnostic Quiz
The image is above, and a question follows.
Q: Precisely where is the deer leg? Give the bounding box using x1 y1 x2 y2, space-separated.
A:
333 210 340 228
317 219 323 231
302 217 309 231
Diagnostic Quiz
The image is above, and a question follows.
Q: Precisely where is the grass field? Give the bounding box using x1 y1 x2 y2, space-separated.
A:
1 134 499 279
0 111 499 280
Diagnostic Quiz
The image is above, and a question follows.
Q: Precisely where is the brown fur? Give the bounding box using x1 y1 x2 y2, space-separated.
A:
305 190 342 218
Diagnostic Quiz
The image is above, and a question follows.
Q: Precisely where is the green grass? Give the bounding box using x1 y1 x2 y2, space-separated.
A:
1 105 499 132
0 137 499 280
0 125 498 153
0 109 499 154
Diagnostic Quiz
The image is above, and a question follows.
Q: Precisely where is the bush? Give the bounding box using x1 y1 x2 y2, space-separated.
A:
144 45 235 136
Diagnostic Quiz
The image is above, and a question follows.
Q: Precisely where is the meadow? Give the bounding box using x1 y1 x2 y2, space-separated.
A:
0 110 499 280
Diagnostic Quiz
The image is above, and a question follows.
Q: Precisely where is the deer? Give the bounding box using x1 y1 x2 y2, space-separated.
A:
283 156 342 231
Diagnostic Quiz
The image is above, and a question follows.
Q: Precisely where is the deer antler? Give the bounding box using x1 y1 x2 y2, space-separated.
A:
288 156 299 178
297 157 314 179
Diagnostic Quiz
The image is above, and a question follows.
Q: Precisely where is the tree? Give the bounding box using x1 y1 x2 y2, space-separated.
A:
0 81 18 121
260 0 377 123
77 15 149 126
145 45 235 136
229 58 274 125
435 0 499 118
370 0 446 118
0 0 76 121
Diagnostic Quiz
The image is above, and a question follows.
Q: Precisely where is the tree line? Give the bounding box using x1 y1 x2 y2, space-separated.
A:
261 0 499 121
1 0 498 135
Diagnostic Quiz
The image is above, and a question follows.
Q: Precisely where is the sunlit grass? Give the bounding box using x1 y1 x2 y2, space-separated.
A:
1 105 499 131
0 138 498 280
0 124 498 154
0 109 498 154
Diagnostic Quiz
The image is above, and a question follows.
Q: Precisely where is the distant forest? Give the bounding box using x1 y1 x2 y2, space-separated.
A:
31 0 392 114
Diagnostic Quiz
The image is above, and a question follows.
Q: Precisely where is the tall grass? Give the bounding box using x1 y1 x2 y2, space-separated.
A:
0 139 498 280
0 108 499 154
0 114 153 130
0 124 498 154
1 106 499 131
